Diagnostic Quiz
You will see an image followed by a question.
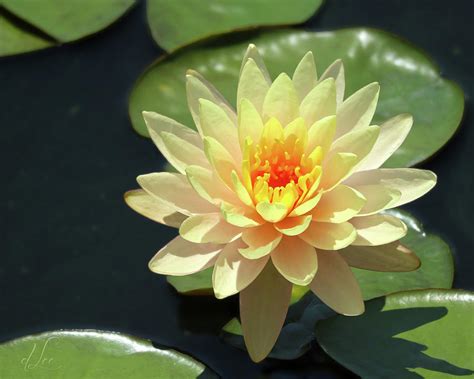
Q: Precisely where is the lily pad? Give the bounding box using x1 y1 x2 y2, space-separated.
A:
316 289 474 378
146 0 323 52
0 12 53 56
0 0 135 56
0 330 215 378
129 28 464 167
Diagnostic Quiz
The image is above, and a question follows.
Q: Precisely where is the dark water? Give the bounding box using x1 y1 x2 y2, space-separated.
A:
1 0 472 378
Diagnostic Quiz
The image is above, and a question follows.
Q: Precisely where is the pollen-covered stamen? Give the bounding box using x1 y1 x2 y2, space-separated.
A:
245 117 323 208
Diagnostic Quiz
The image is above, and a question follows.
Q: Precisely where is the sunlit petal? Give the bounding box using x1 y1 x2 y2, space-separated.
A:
351 214 407 246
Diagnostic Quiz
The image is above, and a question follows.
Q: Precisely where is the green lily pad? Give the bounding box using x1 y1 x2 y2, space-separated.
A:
146 0 323 52
0 0 135 57
0 12 53 56
129 28 464 167
0 330 215 378
316 289 474 378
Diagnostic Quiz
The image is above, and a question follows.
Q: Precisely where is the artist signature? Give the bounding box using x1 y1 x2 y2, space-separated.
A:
20 337 62 371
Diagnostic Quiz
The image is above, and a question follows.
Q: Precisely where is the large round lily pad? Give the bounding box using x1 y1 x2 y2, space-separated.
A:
129 28 464 167
0 330 214 378
146 0 323 52
0 0 135 56
316 289 474 378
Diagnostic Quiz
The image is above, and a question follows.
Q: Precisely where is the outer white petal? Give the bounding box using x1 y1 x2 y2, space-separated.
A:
292 51 318 101
186 70 236 133
239 43 272 84
262 73 299 126
238 58 270 113
351 214 407 246
137 172 216 215
143 111 207 174
179 213 241 244
318 59 345 106
213 239 269 299
310 250 364 315
357 114 413 171
344 168 437 208
148 236 222 275
336 82 379 138
124 189 186 228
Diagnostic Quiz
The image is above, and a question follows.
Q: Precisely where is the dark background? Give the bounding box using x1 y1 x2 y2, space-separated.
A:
1 0 473 377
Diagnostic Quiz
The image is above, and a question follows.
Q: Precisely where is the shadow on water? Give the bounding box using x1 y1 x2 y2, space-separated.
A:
317 297 473 378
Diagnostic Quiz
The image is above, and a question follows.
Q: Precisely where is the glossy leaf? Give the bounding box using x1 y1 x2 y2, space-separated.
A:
0 13 53 56
0 330 215 378
129 29 464 167
316 289 474 378
0 0 135 57
146 0 323 52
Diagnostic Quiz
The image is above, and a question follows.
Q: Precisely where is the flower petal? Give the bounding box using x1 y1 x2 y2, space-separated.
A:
199 99 240 159
262 73 299 126
271 237 318 285
221 203 262 227
203 136 238 189
319 59 345 105
300 221 356 250
238 58 270 113
186 70 236 132
213 239 269 299
300 78 337 127
124 189 186 228
320 152 358 190
339 242 420 272
306 115 337 156
238 98 264 150
290 191 322 216
240 44 271 84
137 172 216 215
292 51 318 101
311 185 366 223
344 168 437 208
274 215 312 236
160 131 210 171
328 124 380 168
351 184 401 216
351 214 407 246
336 82 379 138
240 261 292 362
357 114 413 171
143 111 206 174
256 201 288 223
231 170 254 207
240 223 282 259
185 165 238 205
148 236 222 275
310 250 364 315
179 213 241 244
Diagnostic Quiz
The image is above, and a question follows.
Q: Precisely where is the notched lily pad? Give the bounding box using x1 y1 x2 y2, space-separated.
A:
146 0 323 52
316 289 474 378
0 0 135 57
129 28 464 168
0 329 215 378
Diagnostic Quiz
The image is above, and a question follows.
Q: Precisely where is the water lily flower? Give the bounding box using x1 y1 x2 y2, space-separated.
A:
125 44 436 362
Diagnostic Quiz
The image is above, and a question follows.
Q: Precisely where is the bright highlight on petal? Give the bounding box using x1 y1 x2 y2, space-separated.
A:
126 44 437 363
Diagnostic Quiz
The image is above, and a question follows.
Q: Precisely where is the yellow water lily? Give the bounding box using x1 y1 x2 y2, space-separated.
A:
125 44 436 362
